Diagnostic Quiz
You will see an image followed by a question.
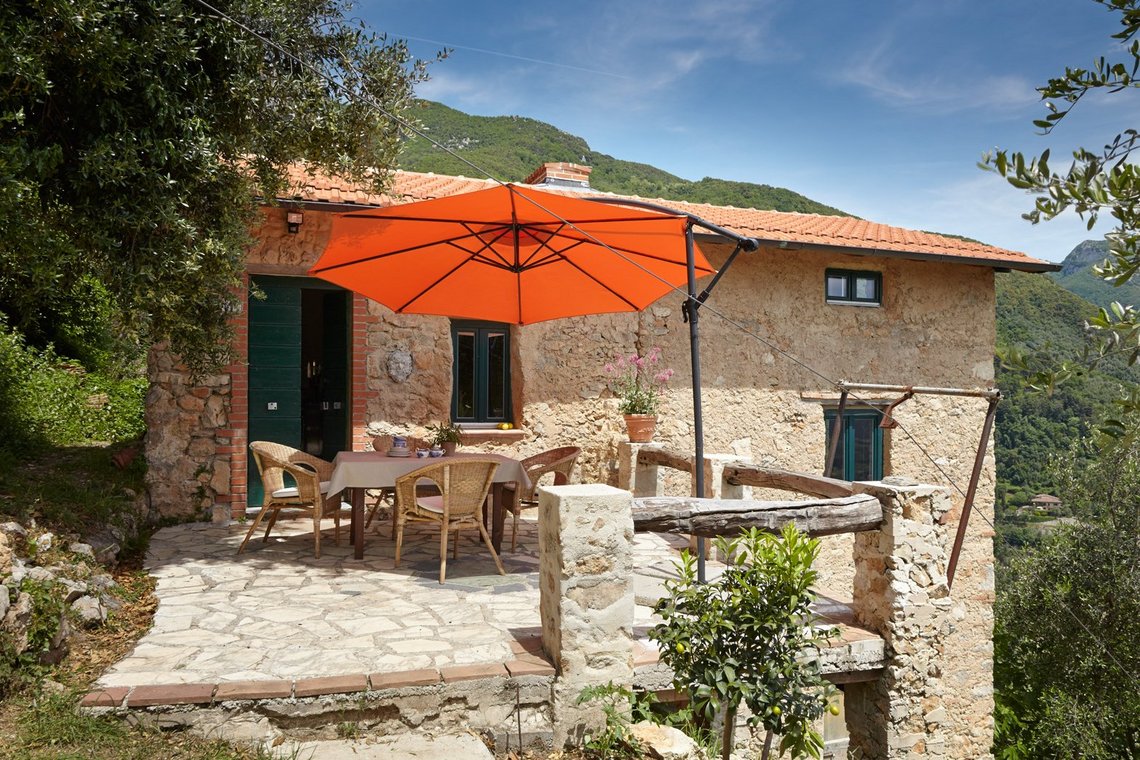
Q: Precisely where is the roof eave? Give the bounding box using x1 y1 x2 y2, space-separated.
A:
694 232 1061 273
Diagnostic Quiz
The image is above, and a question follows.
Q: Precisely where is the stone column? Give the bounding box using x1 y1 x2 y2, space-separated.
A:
615 442 664 496
538 484 636 748
846 478 956 759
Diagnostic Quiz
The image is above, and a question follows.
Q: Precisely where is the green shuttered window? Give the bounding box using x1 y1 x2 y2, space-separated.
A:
451 321 510 423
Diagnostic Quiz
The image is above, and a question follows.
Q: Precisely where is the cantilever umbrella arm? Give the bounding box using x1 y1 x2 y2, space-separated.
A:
593 197 760 583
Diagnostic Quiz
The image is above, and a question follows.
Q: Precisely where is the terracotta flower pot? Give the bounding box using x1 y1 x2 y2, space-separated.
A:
442 441 458 456
623 414 657 443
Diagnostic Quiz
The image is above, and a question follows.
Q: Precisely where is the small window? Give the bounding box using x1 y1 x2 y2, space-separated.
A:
826 269 881 306
451 321 511 423
824 408 884 481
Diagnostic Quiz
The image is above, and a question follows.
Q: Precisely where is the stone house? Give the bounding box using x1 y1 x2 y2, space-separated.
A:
144 161 1056 757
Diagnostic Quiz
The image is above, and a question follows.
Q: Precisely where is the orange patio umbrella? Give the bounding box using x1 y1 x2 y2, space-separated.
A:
308 183 713 324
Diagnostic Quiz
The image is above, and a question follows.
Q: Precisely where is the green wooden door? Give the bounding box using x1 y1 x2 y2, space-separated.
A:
247 276 350 506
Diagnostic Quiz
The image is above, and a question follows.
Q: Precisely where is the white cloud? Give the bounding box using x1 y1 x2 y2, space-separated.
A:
838 38 1039 116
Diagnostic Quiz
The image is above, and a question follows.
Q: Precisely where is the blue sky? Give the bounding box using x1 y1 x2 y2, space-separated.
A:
361 0 1135 263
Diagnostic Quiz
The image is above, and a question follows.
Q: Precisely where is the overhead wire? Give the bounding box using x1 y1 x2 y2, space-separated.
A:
188 0 1138 686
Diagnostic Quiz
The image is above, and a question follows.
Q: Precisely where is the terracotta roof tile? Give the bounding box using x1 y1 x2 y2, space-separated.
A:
276 165 1055 272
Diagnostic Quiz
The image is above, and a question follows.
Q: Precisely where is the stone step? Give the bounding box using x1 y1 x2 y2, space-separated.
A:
275 734 494 759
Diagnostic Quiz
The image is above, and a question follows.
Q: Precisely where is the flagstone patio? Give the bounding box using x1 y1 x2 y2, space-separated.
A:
95 513 684 689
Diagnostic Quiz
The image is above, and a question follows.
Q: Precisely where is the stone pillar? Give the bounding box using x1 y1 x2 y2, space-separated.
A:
697 453 748 498
539 484 636 748
846 478 956 759
615 442 664 497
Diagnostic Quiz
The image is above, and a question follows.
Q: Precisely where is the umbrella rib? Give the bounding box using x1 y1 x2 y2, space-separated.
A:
311 227 508 273
394 251 481 314
551 253 643 311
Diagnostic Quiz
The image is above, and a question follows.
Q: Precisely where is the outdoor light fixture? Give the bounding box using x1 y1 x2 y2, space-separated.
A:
286 210 304 234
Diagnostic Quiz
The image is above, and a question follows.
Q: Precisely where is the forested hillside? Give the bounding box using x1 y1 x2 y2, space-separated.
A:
398 101 849 215
993 271 1138 507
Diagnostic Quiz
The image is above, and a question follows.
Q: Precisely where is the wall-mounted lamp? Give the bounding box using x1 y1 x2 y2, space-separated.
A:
286 210 304 234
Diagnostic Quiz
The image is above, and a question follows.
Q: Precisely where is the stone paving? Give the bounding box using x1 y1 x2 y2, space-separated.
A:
96 512 683 689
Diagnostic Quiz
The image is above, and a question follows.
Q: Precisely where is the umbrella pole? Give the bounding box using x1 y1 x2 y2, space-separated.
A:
683 223 708 583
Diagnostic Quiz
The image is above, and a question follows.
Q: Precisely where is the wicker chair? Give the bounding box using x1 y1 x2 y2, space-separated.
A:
241 441 344 558
504 446 581 551
364 435 432 534
393 457 505 584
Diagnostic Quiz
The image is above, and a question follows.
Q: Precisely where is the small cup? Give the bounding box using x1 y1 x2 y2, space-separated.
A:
415 449 429 458
429 448 444 458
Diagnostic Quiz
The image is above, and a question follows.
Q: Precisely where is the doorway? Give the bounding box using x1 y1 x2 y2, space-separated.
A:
247 276 349 506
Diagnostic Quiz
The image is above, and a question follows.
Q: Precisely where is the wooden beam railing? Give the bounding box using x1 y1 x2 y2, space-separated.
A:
723 464 855 499
632 494 883 537
635 444 694 474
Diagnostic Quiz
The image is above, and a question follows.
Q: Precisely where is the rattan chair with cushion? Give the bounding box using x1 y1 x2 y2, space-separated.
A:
504 446 580 551
364 435 431 534
241 441 344 558
393 457 505 584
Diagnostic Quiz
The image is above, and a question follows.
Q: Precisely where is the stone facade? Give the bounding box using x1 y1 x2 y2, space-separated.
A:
145 205 998 757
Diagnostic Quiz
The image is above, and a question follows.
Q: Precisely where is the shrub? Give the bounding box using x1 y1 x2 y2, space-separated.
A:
651 525 836 760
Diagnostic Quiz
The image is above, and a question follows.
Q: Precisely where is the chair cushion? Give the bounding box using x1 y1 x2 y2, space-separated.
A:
414 495 445 514
271 480 331 499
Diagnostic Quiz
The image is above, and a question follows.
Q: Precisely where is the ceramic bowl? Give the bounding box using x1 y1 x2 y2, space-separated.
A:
429 448 444 458
415 449 430 458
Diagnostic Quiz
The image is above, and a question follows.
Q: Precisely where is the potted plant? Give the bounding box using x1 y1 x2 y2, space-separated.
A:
604 347 674 442
426 421 463 455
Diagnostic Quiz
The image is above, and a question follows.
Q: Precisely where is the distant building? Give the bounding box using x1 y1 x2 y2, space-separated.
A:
1030 493 1063 512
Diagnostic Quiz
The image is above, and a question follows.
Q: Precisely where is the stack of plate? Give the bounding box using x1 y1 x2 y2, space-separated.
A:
387 448 412 457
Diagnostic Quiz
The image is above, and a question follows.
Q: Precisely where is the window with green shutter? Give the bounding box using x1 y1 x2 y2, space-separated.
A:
825 269 882 306
824 408 884 481
451 321 511 423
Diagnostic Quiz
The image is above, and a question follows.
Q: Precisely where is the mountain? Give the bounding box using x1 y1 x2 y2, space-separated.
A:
397 101 850 216
1051 239 1140 309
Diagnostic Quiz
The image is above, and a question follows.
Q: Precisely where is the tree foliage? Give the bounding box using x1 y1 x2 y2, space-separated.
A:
983 0 1140 381
0 0 435 371
994 428 1140 758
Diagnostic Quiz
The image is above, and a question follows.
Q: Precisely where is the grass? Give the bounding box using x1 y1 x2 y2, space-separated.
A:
0 443 275 760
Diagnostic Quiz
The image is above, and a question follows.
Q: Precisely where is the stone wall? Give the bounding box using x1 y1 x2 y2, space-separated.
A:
847 479 958 758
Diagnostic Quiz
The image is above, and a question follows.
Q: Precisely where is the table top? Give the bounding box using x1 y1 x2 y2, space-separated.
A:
327 451 530 495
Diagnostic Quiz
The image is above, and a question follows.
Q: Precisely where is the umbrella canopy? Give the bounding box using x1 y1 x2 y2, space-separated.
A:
308 183 713 324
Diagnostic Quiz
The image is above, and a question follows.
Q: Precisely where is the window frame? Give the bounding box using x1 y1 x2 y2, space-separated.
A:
825 268 882 307
824 407 884 481
450 320 512 424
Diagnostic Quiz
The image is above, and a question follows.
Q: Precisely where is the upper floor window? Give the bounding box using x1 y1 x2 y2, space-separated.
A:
824 407 884 481
826 269 882 306
451 321 511 423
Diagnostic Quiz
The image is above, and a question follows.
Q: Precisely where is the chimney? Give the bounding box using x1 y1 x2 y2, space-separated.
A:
524 162 592 189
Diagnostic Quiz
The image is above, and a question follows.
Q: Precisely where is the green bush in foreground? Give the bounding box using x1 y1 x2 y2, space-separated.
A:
651 525 836 760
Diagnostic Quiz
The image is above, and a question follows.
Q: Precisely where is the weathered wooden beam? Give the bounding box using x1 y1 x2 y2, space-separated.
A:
723 465 855 499
632 494 882 537
636 446 694 474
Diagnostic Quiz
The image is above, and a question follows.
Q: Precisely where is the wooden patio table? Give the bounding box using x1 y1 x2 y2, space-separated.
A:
327 451 530 560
